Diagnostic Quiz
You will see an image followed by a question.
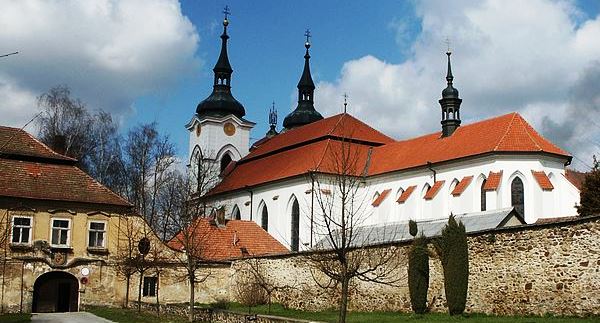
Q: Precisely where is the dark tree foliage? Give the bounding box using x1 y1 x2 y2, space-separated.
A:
408 233 429 314
577 156 600 216
434 215 468 316
409 219 418 237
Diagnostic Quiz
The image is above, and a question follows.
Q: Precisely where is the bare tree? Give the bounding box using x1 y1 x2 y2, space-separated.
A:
309 138 405 323
238 258 293 314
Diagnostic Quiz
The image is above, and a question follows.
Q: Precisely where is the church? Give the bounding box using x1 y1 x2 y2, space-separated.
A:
185 15 581 251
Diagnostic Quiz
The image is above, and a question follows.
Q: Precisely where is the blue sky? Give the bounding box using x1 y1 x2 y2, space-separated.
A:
1 0 599 170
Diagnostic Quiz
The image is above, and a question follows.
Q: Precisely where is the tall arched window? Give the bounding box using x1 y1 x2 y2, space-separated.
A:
220 153 232 172
260 203 269 231
480 179 487 211
511 177 525 217
290 198 300 252
231 204 241 220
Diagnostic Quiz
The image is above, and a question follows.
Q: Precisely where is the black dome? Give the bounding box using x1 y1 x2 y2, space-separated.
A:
283 105 323 129
196 86 245 118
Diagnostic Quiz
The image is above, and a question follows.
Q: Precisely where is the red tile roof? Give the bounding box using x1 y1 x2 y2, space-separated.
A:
168 218 288 261
424 180 445 200
372 189 391 207
397 185 416 203
532 170 554 191
483 171 503 191
208 112 570 197
0 159 130 206
0 126 75 162
564 169 586 190
451 176 473 196
368 113 569 176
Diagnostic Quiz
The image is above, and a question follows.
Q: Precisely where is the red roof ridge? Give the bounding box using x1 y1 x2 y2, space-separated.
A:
314 139 332 171
516 114 542 151
493 112 518 151
0 126 76 162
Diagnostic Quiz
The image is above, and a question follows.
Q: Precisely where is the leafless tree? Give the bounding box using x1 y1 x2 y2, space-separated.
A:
309 137 405 323
238 258 292 314
115 215 145 309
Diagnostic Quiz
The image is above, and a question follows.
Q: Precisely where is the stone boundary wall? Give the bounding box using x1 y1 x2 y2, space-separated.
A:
229 216 600 316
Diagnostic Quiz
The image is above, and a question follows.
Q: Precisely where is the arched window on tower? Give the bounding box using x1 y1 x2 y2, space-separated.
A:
231 204 241 220
260 202 269 231
480 179 487 211
220 153 233 173
511 177 525 217
290 197 300 252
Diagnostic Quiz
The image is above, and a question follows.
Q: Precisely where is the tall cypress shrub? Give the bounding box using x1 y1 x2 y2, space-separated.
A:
408 233 429 314
434 215 468 316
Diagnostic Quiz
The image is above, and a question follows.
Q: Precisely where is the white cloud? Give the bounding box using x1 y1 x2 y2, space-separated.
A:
316 0 600 170
0 0 199 127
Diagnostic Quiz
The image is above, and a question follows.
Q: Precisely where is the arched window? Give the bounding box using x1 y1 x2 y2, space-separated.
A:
231 204 241 220
260 202 268 231
220 153 232 172
480 179 487 211
511 177 525 217
290 197 300 252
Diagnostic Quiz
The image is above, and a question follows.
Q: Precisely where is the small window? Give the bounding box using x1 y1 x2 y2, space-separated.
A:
143 276 158 297
12 216 32 244
51 219 70 247
88 221 106 248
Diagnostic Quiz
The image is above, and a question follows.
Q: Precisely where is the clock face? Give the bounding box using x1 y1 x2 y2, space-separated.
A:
223 122 236 136
195 125 201 137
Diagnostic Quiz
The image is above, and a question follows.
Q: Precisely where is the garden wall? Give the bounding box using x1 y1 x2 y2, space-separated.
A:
230 215 600 316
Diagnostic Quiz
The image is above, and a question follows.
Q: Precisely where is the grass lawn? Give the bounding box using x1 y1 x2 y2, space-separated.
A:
223 303 600 323
87 306 189 323
0 313 31 323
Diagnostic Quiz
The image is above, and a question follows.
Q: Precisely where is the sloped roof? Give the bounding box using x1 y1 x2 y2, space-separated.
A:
564 169 586 190
368 113 569 176
168 218 288 261
532 170 554 190
0 158 130 206
0 126 75 162
483 171 503 191
397 185 416 203
372 189 391 207
451 176 473 196
424 180 445 200
209 112 570 197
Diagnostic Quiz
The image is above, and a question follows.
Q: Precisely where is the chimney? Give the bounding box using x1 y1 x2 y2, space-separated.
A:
52 135 67 155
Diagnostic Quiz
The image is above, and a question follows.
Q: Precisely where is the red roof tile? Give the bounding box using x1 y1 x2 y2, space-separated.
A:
372 189 391 207
424 180 445 200
532 170 554 191
451 176 473 196
368 113 569 176
483 171 503 191
397 185 416 203
0 126 75 162
168 218 288 261
564 169 586 190
0 159 130 206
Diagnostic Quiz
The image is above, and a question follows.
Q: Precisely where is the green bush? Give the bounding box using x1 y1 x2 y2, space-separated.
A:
577 156 600 216
408 233 429 314
409 219 418 237
434 215 469 316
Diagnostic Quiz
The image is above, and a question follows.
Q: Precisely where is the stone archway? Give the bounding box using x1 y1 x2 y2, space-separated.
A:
32 271 79 313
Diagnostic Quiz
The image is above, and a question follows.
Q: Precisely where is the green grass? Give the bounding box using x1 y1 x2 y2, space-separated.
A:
0 313 31 323
87 306 189 323
221 303 600 323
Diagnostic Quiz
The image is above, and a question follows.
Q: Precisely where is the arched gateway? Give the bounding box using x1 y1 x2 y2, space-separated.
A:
32 271 79 312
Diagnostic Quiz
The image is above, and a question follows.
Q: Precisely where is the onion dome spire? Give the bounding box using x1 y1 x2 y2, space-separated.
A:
439 50 462 137
196 6 246 119
283 29 324 130
266 101 278 137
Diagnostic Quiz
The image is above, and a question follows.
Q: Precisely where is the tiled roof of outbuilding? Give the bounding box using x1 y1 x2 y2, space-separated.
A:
168 218 289 261
0 126 75 162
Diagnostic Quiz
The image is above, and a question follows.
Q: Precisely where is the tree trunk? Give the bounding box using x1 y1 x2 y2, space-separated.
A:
155 271 160 316
188 274 195 322
138 272 143 313
339 277 350 323
124 274 131 308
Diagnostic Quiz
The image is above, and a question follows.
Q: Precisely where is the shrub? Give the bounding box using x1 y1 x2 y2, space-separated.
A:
210 298 230 310
408 233 429 314
577 156 600 216
235 276 268 308
409 219 418 237
434 215 468 316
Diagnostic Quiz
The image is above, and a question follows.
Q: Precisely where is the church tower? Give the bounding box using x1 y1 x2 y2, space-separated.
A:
439 51 462 137
185 7 255 180
283 30 324 130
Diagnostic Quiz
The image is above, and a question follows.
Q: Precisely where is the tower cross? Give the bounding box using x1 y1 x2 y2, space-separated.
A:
304 29 311 44
444 37 451 54
343 93 348 113
223 5 231 20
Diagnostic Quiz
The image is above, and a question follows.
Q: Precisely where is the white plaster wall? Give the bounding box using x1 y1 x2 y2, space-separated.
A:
206 153 579 250
187 115 253 163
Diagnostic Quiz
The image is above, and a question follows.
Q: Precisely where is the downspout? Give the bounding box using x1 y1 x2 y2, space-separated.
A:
427 161 437 182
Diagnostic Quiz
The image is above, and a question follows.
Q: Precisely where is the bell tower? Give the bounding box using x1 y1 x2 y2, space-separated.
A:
439 50 462 137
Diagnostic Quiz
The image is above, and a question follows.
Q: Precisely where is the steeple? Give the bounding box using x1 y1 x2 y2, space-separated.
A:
283 29 324 130
266 102 278 137
196 6 246 119
438 50 462 137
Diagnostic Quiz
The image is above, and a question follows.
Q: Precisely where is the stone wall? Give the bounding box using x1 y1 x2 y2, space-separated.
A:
229 216 600 316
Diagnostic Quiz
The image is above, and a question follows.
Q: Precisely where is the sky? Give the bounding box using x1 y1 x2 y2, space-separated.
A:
1 0 599 171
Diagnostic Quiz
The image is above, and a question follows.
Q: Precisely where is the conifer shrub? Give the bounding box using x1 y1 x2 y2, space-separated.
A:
408 233 429 314
409 219 418 237
577 156 600 216
434 215 468 316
